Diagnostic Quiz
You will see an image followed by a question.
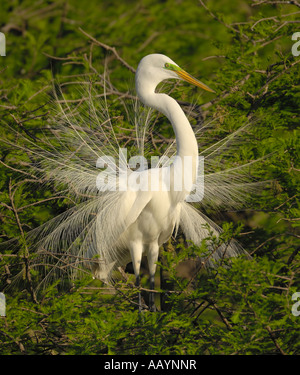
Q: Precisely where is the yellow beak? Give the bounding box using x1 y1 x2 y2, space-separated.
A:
176 69 215 93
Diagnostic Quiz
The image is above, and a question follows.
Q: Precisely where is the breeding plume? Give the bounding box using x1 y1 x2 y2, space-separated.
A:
3 54 256 311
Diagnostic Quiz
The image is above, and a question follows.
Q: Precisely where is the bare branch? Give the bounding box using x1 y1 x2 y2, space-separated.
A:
78 28 136 73
199 0 249 40
251 0 300 8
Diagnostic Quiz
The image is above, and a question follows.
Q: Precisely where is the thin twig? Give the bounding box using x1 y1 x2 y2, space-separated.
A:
251 0 300 8
199 0 249 40
78 28 136 73
8 179 38 303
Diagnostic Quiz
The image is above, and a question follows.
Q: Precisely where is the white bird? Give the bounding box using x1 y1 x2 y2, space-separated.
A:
3 54 256 311
103 54 215 310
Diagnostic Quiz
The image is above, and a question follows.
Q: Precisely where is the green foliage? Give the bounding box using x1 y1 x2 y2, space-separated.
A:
0 0 299 355
1 225 299 355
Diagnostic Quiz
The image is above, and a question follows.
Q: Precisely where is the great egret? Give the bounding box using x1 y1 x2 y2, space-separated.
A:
106 54 214 311
3 53 256 311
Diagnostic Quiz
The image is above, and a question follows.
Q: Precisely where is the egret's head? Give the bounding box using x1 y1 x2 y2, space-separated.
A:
135 54 215 97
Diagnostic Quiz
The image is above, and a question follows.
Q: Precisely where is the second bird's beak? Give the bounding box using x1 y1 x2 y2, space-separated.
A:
165 63 215 93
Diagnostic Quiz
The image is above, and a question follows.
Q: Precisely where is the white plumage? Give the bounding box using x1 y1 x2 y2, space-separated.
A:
4 54 258 311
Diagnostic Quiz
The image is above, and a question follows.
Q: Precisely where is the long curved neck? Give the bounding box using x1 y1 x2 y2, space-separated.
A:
145 93 198 159
156 94 198 160
143 92 199 192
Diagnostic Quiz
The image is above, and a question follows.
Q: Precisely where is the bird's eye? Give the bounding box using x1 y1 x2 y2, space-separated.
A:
165 63 170 69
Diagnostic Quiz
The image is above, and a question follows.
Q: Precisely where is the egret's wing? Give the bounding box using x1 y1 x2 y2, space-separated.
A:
85 188 154 283
6 187 152 290
123 191 152 227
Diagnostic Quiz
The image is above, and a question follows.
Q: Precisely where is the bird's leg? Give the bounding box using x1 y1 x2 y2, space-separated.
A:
135 275 142 313
149 275 156 312
147 243 159 312
130 242 143 312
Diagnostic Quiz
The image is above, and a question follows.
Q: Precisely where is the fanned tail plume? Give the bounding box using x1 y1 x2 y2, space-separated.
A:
1 82 262 290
